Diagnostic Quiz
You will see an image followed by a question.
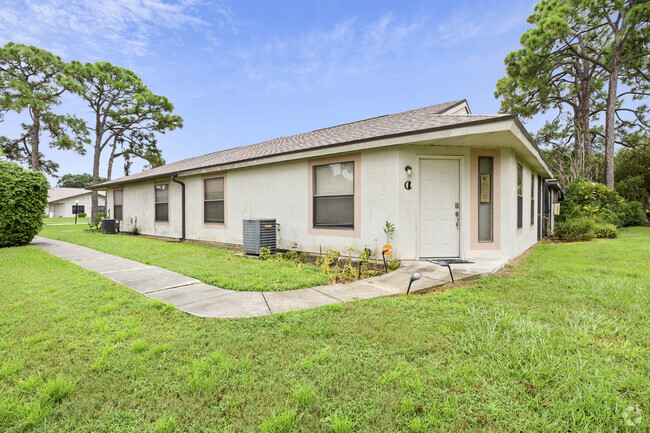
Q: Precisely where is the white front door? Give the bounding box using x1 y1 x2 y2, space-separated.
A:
419 159 460 258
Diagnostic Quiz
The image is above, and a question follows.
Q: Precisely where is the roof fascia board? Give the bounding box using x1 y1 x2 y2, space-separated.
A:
508 121 553 176
94 117 551 188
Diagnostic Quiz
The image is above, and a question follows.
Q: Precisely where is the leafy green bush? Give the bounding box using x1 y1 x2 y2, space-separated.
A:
317 249 341 268
0 161 49 247
553 217 595 241
258 247 271 261
558 179 625 226
77 212 87 218
618 201 647 227
359 247 372 261
387 258 401 271
594 223 617 239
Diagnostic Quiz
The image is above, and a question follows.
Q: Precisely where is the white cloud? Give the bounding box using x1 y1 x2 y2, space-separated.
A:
234 13 429 93
0 0 235 59
434 3 530 45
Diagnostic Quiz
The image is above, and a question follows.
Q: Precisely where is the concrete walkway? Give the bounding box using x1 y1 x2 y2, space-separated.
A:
32 236 506 318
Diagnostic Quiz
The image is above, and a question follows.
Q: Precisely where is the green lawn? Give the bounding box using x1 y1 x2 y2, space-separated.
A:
1 228 648 432
38 226 330 292
43 217 91 225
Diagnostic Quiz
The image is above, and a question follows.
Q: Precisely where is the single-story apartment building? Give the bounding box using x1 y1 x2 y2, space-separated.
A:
92 100 561 261
46 188 106 218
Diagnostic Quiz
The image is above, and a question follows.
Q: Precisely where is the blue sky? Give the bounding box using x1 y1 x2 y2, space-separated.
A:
0 0 540 183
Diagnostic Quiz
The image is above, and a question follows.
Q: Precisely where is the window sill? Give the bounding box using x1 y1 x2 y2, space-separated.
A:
309 226 360 238
203 222 226 229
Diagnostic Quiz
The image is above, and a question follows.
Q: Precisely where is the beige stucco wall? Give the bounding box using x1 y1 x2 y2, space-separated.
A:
47 194 106 218
106 144 544 261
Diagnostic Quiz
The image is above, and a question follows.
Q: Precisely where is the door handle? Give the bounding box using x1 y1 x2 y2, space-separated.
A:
455 210 459 228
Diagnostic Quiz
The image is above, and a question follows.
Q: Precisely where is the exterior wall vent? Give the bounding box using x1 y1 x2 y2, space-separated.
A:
243 219 277 255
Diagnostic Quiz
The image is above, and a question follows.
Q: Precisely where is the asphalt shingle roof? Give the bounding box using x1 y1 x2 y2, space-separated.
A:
95 100 511 188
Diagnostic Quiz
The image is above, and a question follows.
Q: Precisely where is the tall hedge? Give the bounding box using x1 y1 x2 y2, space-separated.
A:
0 161 49 247
558 179 647 227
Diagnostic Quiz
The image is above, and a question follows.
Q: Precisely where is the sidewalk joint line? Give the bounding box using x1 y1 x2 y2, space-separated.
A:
261 292 273 314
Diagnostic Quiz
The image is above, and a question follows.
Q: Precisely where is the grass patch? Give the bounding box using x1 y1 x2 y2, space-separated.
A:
43 217 91 224
38 226 329 291
0 228 648 431
38 376 75 406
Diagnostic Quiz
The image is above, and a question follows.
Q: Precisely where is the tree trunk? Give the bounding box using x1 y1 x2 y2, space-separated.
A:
91 133 102 220
604 49 622 188
107 140 116 181
30 107 40 171
580 66 592 156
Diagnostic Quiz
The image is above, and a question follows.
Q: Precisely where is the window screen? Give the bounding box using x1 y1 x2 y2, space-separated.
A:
204 177 224 223
113 190 123 221
72 205 85 214
478 157 493 242
313 162 354 229
155 184 169 222
517 164 523 229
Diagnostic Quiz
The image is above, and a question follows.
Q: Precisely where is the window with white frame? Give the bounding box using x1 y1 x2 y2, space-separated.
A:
204 177 224 223
113 190 123 221
313 161 354 229
155 184 169 222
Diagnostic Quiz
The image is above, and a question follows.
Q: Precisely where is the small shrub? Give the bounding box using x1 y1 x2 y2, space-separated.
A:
383 220 395 243
38 376 76 406
77 212 87 218
341 262 356 280
0 161 49 247
359 247 372 261
97 212 106 219
259 247 271 261
318 249 341 267
285 249 308 263
618 201 647 227
554 217 595 241
387 258 401 271
594 222 617 238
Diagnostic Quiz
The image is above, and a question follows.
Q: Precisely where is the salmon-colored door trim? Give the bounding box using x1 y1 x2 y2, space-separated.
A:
470 149 501 250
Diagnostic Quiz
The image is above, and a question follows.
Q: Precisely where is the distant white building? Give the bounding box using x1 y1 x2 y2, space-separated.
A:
46 188 106 218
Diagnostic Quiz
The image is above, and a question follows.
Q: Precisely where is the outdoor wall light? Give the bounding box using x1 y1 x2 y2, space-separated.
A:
405 165 412 176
